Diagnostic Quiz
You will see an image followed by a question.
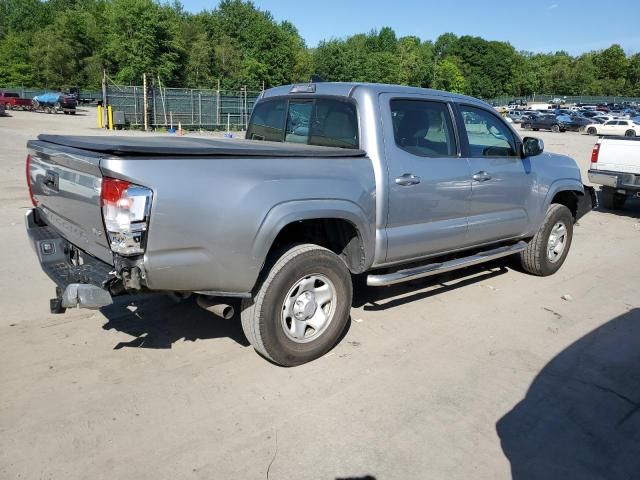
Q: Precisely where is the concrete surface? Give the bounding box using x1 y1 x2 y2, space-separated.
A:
1 108 639 480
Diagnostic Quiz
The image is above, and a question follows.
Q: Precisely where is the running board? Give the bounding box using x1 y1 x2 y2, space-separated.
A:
367 241 528 287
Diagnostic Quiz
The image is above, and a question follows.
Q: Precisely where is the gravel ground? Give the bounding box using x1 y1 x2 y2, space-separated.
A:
1 108 639 480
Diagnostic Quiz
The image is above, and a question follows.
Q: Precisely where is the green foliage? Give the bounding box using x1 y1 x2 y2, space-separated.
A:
0 0 638 99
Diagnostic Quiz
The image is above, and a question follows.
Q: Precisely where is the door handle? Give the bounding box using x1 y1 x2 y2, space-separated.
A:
472 171 492 182
395 173 421 186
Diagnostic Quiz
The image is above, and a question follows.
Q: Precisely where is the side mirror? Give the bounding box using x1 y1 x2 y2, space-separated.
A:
522 136 544 157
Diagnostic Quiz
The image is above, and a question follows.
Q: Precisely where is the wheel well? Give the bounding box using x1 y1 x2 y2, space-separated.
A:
268 218 365 273
551 190 579 219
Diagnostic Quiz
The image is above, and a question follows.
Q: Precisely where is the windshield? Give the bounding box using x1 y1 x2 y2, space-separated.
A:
3 92 19 98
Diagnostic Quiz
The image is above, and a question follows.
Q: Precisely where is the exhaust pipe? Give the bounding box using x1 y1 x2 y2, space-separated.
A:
197 296 235 319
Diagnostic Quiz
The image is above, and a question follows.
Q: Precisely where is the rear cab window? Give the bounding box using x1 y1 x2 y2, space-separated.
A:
247 97 359 149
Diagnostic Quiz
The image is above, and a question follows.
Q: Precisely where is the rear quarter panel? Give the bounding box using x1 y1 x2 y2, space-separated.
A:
100 155 376 293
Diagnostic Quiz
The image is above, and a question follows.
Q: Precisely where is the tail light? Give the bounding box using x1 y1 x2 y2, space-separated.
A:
101 177 152 256
26 154 37 206
591 143 600 164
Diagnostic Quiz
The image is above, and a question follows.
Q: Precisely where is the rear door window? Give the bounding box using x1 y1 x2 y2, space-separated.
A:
390 99 457 157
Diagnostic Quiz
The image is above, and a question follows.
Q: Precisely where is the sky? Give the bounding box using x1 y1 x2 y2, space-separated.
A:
180 0 640 55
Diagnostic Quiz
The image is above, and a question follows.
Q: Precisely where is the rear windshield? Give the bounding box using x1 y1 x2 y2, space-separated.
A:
247 97 359 149
3 92 19 98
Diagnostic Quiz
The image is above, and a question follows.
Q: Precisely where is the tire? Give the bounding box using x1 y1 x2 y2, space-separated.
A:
533 128 539 131
522 123 531 130
70 111 76 115
520 204 574 277
625 130 636 137
600 187 626 210
587 127 597 135
551 124 560 133
241 244 353 366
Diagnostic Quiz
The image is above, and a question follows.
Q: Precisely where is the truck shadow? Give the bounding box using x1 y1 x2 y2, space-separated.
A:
353 261 510 311
595 189 640 219
101 294 250 349
497 308 640 480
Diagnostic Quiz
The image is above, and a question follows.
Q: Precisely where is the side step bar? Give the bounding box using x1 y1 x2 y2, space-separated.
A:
367 241 528 287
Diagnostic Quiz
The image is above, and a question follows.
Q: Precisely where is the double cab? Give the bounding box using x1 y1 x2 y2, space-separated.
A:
25 83 594 365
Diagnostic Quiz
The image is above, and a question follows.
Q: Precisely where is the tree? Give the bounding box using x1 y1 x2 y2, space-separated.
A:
433 59 466 93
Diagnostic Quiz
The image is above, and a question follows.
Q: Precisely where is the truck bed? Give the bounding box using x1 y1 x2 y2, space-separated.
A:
37 135 367 157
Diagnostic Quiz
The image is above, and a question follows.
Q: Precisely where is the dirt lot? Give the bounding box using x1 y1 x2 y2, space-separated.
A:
1 108 639 480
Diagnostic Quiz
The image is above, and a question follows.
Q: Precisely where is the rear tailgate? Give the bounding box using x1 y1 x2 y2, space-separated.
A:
27 140 113 264
595 137 640 174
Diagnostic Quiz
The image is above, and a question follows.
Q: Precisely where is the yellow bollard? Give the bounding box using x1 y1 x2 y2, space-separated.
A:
97 105 103 128
107 105 113 130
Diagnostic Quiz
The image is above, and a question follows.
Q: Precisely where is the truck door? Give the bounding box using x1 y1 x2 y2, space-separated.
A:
456 104 534 244
381 94 472 264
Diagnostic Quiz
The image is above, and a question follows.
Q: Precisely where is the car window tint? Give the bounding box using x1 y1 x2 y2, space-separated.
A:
308 99 358 148
390 99 457 157
246 99 286 141
285 101 312 144
459 105 517 157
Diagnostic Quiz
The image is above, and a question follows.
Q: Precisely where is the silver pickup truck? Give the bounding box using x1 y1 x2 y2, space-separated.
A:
25 82 595 366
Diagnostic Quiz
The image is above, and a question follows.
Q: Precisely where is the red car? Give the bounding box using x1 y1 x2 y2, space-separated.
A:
0 91 32 110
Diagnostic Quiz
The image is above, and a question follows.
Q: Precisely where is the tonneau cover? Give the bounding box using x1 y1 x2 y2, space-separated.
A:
37 135 366 157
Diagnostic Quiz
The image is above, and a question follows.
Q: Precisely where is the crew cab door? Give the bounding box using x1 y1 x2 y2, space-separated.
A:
455 103 534 244
380 94 472 264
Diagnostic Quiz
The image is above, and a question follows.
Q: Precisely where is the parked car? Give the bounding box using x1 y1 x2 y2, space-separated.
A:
508 110 531 123
522 114 567 132
32 92 77 114
586 119 640 137
581 110 603 119
562 115 593 132
0 91 32 110
588 136 640 209
24 82 595 366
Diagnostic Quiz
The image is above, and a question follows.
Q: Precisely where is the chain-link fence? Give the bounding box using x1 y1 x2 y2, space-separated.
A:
106 84 261 130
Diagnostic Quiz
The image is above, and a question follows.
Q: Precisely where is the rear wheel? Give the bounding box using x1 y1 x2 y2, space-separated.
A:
520 204 573 276
625 129 636 137
241 244 353 366
522 123 531 130
587 127 597 135
551 124 560 133
600 187 626 210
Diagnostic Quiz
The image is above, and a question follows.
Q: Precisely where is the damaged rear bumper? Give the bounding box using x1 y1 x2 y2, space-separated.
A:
25 208 119 312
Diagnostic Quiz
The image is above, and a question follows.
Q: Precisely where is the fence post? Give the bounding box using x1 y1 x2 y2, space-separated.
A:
191 90 194 125
198 93 202 128
143 73 148 132
216 88 220 126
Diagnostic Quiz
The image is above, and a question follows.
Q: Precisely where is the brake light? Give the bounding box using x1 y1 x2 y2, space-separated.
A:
26 154 37 206
100 177 152 256
591 143 600 164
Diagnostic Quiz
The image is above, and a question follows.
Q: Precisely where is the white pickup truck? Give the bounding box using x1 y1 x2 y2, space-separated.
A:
588 137 640 209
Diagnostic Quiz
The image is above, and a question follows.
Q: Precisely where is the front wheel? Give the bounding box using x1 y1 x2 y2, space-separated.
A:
625 130 637 137
522 123 531 130
241 244 353 366
587 127 597 135
520 204 574 276
551 124 560 133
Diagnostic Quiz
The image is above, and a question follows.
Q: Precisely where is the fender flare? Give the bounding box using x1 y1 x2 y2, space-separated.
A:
542 178 586 216
251 199 374 272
